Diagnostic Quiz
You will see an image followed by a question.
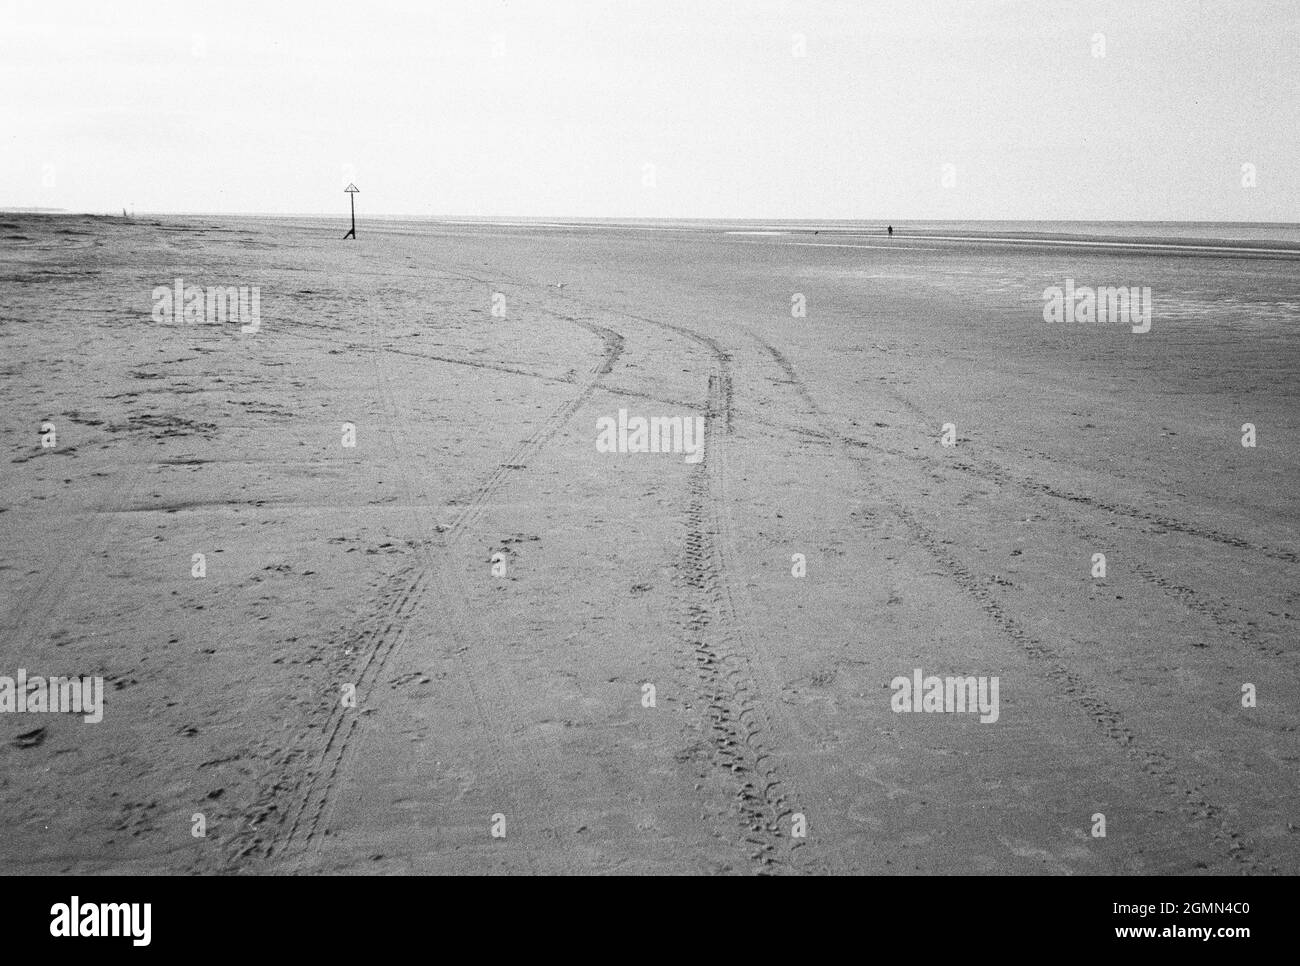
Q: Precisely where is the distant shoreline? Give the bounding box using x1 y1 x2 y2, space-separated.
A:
5 210 1299 254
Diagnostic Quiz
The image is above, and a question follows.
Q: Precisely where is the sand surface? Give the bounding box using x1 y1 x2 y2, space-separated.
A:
1 214 1297 874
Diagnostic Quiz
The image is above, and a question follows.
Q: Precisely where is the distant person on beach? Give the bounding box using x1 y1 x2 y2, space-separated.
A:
888 225 893 236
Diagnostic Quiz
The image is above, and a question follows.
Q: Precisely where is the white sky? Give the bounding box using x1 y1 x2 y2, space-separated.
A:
3 0 1296 219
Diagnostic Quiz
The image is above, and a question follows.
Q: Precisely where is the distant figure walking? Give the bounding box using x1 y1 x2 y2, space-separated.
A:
887 225 894 237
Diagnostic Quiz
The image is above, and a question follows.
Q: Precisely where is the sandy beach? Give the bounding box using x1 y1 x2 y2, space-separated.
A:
1 214 1297 875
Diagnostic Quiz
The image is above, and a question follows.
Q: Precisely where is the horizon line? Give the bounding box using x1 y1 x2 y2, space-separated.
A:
4 209 1299 227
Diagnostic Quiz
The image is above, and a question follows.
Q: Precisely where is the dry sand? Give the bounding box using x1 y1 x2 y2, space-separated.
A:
1 214 1297 874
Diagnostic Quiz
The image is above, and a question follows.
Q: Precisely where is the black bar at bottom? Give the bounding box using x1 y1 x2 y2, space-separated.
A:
3 874 1285 953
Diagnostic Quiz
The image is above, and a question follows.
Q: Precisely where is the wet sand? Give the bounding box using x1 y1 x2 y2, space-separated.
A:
1 214 1297 874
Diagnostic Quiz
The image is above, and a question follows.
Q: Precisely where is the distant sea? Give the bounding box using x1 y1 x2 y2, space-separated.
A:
40 210 1298 247
843 220 1300 244
394 217 1300 246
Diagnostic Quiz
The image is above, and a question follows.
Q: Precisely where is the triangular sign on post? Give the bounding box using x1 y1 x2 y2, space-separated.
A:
343 184 359 238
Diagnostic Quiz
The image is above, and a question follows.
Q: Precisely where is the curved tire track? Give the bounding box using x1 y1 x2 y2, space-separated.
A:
748 331 1271 873
233 285 623 869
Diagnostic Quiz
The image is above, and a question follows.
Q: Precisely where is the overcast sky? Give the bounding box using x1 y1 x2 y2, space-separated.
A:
3 0 1296 219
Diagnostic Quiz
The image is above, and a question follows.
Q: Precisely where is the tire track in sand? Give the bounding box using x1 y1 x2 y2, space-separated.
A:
850 364 1297 566
373 269 804 872
763 341 1296 663
235 288 623 868
749 333 1269 873
587 310 796 874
